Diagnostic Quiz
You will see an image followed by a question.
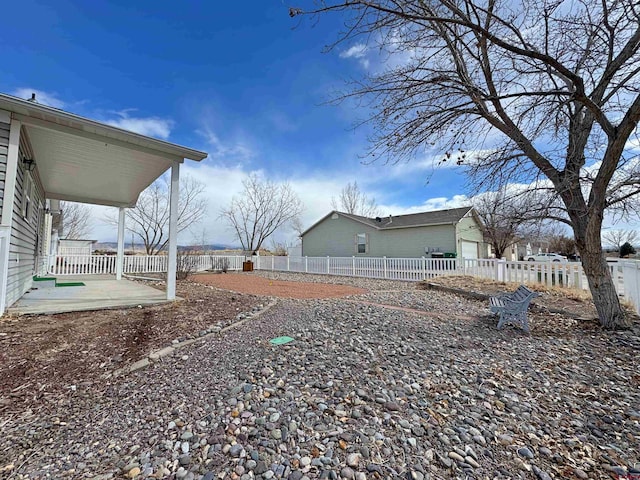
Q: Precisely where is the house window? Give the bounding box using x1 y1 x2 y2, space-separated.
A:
22 172 32 221
356 233 368 254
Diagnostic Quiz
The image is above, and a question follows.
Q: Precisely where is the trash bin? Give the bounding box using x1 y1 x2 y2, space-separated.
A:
430 252 444 258
242 261 254 272
444 252 457 258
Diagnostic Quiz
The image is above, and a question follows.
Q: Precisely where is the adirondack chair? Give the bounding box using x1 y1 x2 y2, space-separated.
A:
489 285 540 333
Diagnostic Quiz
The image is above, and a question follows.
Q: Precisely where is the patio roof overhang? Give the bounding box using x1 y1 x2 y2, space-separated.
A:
0 93 208 207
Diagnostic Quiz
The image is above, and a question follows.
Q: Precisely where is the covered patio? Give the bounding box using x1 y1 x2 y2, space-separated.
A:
0 93 207 315
7 275 169 315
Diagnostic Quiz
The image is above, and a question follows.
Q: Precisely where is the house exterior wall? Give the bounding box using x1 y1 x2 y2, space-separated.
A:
4 126 46 308
302 214 458 257
0 118 9 222
455 214 485 258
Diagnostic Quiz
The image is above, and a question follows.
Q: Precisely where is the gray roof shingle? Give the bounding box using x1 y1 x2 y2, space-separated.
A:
340 206 473 229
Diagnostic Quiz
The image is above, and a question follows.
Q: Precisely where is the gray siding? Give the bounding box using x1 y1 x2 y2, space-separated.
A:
0 121 9 223
302 214 458 257
5 127 45 308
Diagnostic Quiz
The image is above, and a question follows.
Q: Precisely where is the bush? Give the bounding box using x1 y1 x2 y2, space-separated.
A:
176 252 198 280
210 256 229 273
620 242 636 258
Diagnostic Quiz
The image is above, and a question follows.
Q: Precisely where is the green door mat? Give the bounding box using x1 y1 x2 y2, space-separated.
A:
55 282 86 287
269 336 294 345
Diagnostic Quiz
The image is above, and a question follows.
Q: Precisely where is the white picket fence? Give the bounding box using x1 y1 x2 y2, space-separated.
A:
41 254 244 276
39 254 640 314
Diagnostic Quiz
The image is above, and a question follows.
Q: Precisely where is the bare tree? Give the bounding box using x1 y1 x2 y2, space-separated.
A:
220 174 304 253
292 0 640 328
603 229 639 255
331 181 380 216
472 189 527 259
105 175 207 255
291 216 305 238
59 201 93 239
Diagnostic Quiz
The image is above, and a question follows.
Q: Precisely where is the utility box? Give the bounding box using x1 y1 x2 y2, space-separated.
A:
242 261 254 272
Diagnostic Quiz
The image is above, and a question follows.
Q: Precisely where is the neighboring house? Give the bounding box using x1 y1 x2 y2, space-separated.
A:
0 92 207 314
301 207 486 259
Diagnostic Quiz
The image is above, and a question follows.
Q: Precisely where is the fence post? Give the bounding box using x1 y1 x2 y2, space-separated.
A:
305 256 308 273
272 256 275 271
287 256 290 272
421 256 426 280
327 256 330 274
499 258 507 282
352 256 356 276
383 256 388 279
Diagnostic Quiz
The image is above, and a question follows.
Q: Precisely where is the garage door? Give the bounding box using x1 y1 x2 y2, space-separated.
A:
461 241 478 259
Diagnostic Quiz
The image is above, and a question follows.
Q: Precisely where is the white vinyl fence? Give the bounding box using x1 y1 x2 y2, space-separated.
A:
40 254 245 276
40 254 640 314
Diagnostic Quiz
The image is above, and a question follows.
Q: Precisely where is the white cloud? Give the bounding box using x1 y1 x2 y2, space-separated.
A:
105 110 173 139
12 88 66 109
339 43 370 69
377 195 471 216
197 126 255 165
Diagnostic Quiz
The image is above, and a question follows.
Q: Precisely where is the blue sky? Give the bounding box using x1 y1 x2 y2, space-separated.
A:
1 0 500 244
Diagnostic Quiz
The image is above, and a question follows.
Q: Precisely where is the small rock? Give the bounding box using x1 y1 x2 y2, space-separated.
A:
517 447 534 459
341 467 355 479
448 451 465 463
384 402 400 411
229 444 243 457
346 453 360 468
127 467 141 478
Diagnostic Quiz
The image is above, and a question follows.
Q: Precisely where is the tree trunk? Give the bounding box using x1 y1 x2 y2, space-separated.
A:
577 225 631 330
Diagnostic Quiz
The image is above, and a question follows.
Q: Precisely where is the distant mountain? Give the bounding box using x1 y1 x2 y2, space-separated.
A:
94 242 240 252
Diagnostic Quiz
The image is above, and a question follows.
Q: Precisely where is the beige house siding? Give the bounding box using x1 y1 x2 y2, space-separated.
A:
455 214 485 257
302 214 460 257
5 127 46 308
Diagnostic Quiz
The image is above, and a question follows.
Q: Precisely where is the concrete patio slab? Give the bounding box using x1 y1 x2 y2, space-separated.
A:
8 275 174 315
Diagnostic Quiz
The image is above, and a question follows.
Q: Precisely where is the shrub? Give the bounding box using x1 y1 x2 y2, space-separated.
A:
210 256 230 273
176 251 198 280
620 242 636 258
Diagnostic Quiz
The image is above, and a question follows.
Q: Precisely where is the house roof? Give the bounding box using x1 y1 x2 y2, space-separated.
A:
302 206 475 236
0 93 208 207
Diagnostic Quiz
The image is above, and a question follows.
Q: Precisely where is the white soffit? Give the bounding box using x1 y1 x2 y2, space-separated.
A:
0 93 207 207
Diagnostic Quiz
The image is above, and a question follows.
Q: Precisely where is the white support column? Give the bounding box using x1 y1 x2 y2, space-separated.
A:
167 163 180 301
116 207 125 280
0 118 21 316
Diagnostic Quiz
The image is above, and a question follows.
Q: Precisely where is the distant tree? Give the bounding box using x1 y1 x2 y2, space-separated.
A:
472 188 525 258
603 229 639 256
270 239 290 256
104 175 207 255
331 181 380 217
620 242 637 258
220 174 304 254
59 201 93 239
291 216 305 238
291 0 640 329
548 235 577 257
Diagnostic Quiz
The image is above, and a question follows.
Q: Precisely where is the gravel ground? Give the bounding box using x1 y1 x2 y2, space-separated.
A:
0 282 263 415
1 275 639 480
